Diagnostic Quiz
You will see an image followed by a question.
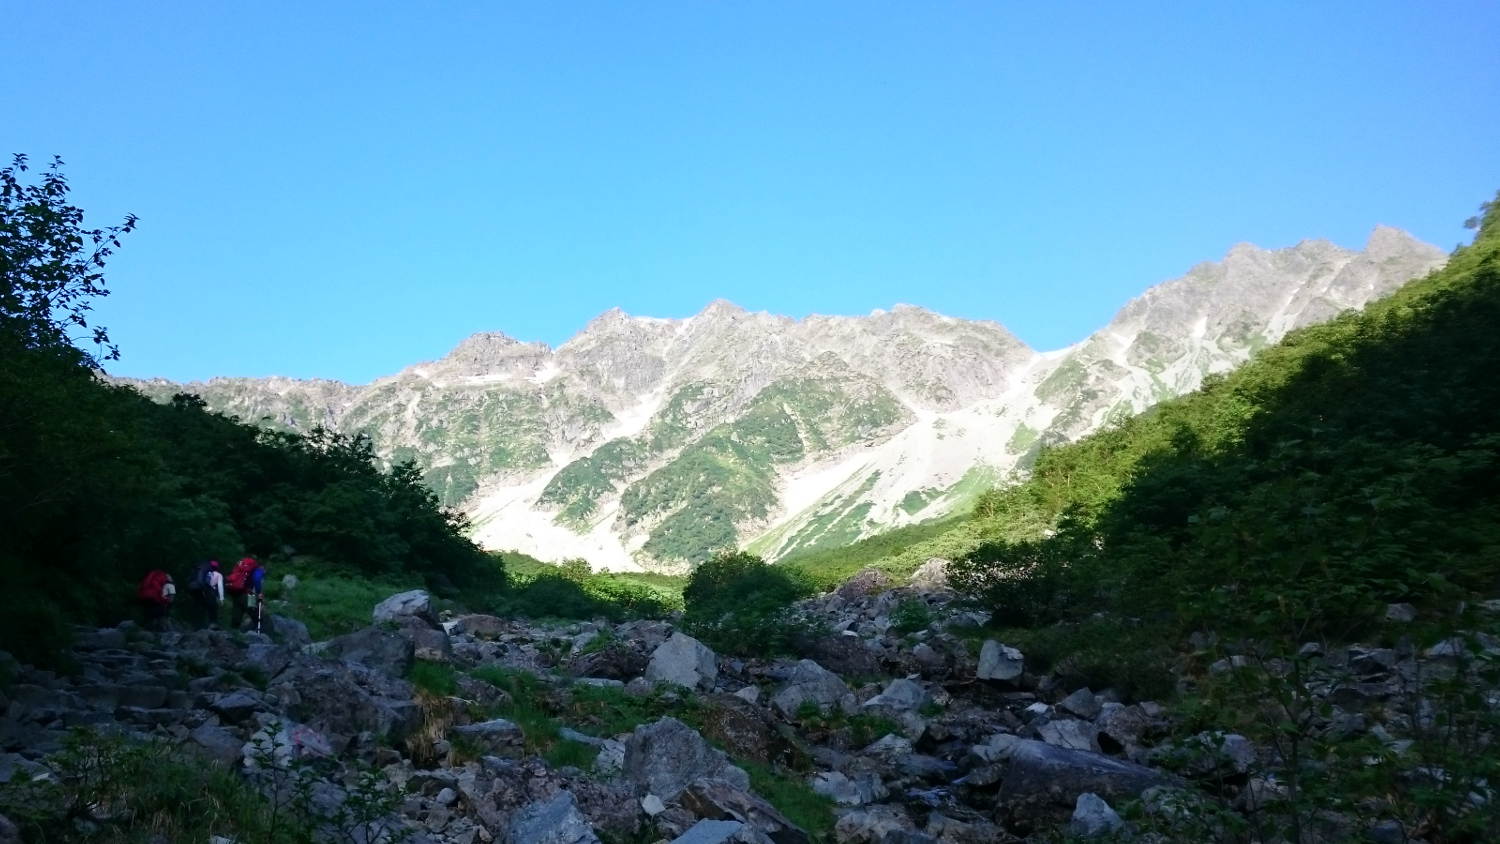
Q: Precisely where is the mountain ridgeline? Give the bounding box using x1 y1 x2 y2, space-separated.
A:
125 227 1445 572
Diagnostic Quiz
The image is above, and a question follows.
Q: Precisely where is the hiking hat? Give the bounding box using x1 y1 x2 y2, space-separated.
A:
209 560 219 569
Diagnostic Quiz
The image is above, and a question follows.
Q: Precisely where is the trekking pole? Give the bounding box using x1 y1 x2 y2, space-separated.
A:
256 594 263 634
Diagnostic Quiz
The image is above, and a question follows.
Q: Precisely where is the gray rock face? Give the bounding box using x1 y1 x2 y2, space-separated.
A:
671 819 758 844
507 790 600 844
645 633 718 690
125 229 1445 572
373 590 436 628
1069 793 1124 838
622 717 748 800
770 660 852 719
323 627 416 677
976 641 1024 681
269 614 312 649
862 678 927 712
268 658 421 741
678 777 808 844
452 718 524 755
997 739 1171 829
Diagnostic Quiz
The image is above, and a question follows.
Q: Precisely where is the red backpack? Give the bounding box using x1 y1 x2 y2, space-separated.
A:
226 558 259 595
137 570 171 606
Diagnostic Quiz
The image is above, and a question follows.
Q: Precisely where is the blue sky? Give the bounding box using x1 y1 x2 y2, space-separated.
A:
5 2 1498 383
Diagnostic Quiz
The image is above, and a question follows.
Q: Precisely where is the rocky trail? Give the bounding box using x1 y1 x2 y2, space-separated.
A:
2 570 1496 844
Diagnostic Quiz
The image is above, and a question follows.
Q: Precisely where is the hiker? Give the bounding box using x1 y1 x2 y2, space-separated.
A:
188 559 225 629
226 557 266 630
137 569 176 631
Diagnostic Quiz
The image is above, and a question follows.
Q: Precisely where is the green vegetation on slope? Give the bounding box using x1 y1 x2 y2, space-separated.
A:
951 191 1500 642
621 364 908 565
0 156 501 666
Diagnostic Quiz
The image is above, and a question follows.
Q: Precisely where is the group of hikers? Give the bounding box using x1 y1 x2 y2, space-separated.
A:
135 557 268 631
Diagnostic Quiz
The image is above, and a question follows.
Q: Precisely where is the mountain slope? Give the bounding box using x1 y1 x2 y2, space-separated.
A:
122 227 1445 571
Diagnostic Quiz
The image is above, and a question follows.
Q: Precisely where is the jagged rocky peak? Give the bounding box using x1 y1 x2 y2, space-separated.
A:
419 331 553 381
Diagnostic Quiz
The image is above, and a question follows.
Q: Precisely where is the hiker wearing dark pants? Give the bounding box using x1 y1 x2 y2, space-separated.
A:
189 560 224 629
226 557 266 630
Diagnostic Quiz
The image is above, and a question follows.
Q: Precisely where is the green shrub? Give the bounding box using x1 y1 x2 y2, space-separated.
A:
889 597 932 634
410 660 458 696
682 551 819 657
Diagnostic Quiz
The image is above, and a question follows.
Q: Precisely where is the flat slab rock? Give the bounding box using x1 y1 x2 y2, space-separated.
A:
997 738 1172 829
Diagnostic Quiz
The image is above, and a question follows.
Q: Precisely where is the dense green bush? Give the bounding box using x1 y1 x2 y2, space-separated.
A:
682 551 818 656
494 557 681 623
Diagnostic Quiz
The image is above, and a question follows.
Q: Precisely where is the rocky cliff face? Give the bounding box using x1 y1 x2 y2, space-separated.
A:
121 228 1447 571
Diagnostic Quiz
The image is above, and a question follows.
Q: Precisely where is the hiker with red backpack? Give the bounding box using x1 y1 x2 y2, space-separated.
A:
137 569 176 631
188 560 225 629
226 557 266 630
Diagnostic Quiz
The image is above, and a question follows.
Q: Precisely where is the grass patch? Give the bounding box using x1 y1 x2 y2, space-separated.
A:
410 660 458 696
263 561 418 641
544 738 600 770
744 760 835 839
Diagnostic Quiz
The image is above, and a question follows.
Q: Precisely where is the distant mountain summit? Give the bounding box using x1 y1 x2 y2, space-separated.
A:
123 227 1447 571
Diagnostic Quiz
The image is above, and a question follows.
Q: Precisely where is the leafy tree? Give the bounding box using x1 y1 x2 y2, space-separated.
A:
1 154 135 364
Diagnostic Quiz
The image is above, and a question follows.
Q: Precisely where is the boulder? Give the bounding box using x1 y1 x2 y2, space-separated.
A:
567 642 648 681
208 690 269 724
451 719 524 755
454 614 508 639
976 641 1024 682
398 620 454 664
1038 719 1099 752
1069 793 1123 838
268 615 312 650
268 659 422 742
837 570 891 601
770 660 852 720
908 559 950 592
803 636 881 678
832 805 916 844
699 694 800 767
862 678 927 712
679 777 808 844
645 633 718 691
622 717 748 800
243 721 333 769
372 590 437 629
671 819 766 844
186 723 244 767
1096 705 1152 754
809 771 886 806
1057 688 1102 720
507 790 601 844
997 739 1170 830
0 812 18 844
323 627 416 677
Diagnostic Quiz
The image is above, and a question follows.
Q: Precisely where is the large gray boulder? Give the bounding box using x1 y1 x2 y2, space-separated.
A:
678 777 807 844
976 641 1024 682
452 718 524 755
622 717 748 800
373 589 437 628
997 739 1171 830
770 660 852 720
861 678 927 712
671 818 770 844
268 659 422 742
507 790 600 844
1069 793 1124 838
322 627 415 677
645 633 718 690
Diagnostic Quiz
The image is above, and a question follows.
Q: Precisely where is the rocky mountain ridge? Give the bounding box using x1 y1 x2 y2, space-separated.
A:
120 227 1447 571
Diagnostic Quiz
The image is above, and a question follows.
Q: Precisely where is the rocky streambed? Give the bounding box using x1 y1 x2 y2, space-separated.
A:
2 570 1496 844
